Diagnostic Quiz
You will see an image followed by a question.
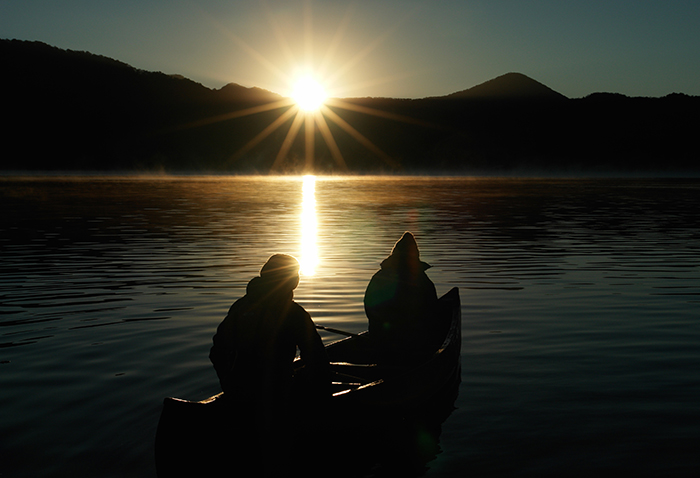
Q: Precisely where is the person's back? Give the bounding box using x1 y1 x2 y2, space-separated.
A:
364 232 438 363
210 255 328 407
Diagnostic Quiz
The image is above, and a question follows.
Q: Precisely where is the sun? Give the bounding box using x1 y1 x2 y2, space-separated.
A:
204 4 420 173
291 76 327 112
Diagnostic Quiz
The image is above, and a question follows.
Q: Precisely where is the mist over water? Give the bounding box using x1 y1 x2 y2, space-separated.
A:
1 176 699 477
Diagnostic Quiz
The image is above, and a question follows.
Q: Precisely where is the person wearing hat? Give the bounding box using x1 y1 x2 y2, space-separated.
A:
209 254 329 476
210 254 329 405
364 232 439 364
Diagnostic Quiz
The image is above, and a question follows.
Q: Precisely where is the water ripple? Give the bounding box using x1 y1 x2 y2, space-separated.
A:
1 177 699 477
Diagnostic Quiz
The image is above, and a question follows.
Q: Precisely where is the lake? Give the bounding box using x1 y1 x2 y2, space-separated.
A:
1 176 699 477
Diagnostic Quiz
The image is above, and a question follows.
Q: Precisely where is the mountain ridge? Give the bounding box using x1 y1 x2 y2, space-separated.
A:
0 39 569 100
3 39 691 100
1 39 698 174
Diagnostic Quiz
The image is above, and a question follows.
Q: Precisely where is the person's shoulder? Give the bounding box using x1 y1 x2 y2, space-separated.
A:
290 300 311 318
282 301 313 335
225 294 250 315
368 267 396 285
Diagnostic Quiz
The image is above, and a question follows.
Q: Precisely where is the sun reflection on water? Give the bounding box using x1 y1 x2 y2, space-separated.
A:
300 175 318 276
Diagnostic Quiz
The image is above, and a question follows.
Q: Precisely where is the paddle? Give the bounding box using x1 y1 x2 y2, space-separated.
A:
315 325 359 337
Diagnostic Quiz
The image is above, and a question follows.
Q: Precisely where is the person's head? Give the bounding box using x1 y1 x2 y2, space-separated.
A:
260 254 301 293
391 232 420 261
382 231 431 271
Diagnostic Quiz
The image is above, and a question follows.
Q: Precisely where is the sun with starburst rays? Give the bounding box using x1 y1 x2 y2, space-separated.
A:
193 3 424 174
291 76 327 112
220 70 413 173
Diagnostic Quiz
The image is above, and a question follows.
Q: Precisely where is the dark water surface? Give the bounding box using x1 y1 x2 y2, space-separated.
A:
1 176 699 477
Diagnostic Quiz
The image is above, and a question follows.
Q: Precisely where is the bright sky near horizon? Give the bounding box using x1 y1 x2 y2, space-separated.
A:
2 0 699 99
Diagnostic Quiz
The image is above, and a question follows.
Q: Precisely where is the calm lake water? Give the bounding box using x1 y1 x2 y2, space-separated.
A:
2 176 700 477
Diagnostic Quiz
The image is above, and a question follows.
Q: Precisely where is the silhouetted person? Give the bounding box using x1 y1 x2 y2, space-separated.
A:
211 253 329 400
364 232 439 364
209 254 329 476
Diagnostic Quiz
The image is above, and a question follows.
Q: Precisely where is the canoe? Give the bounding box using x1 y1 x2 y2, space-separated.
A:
306 286 461 411
155 287 460 477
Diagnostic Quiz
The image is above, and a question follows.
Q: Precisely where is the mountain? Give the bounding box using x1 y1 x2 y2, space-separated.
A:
1 39 698 175
214 83 282 103
442 72 567 101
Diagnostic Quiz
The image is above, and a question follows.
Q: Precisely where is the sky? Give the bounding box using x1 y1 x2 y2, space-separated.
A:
2 0 699 99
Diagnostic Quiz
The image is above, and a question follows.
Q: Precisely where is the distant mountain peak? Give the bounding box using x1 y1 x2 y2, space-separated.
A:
445 72 567 100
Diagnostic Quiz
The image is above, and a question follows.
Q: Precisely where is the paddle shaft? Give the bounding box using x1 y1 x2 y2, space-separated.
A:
315 325 359 337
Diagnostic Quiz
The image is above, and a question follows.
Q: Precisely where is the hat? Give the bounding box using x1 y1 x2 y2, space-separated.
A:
260 254 301 285
383 232 431 270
